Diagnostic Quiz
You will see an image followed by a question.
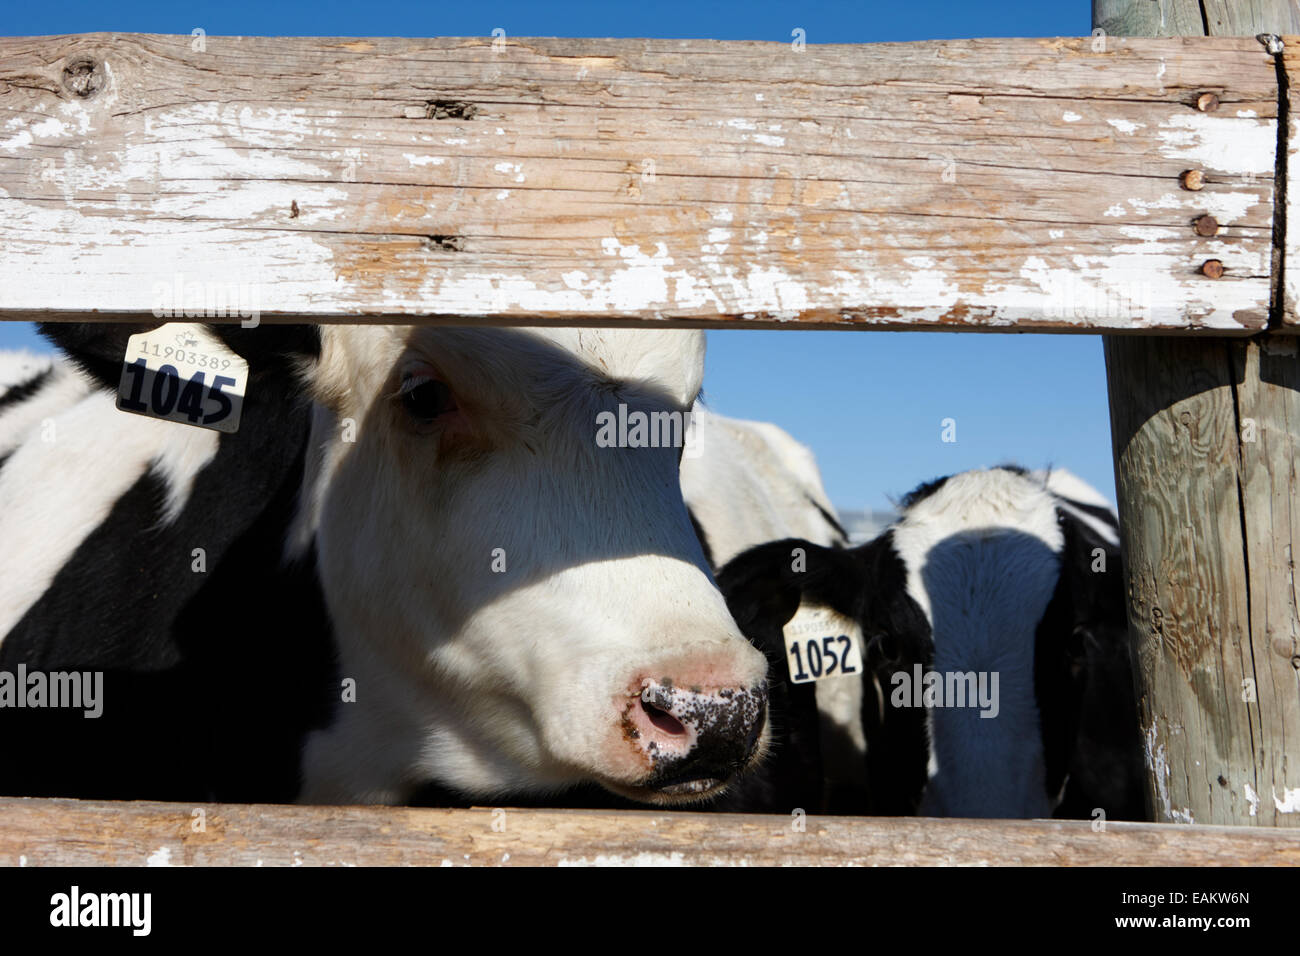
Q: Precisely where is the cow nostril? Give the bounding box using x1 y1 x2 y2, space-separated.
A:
640 696 687 736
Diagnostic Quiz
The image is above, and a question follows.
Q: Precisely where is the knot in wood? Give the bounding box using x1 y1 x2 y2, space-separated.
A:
61 57 104 98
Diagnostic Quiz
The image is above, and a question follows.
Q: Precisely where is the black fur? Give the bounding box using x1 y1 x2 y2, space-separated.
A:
706 535 933 814
0 324 336 802
0 366 52 412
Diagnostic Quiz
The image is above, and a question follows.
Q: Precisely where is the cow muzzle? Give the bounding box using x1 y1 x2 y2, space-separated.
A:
616 678 768 802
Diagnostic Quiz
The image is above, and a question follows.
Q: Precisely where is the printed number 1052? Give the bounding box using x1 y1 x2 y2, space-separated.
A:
788 634 858 682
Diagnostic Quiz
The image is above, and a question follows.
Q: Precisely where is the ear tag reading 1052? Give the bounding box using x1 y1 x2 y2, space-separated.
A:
782 604 865 684
116 324 249 434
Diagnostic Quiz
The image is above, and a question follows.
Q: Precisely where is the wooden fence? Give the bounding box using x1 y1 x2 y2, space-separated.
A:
1 0 1298 862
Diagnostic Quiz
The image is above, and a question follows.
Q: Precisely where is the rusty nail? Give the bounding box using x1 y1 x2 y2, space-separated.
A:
1180 169 1205 191
1196 92 1220 112
1201 259 1225 279
1193 214 1220 237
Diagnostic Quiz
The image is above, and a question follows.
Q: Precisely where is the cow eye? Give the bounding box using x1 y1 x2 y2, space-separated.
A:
398 373 457 423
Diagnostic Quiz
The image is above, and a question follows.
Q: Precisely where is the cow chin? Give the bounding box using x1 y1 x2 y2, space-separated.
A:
596 723 772 806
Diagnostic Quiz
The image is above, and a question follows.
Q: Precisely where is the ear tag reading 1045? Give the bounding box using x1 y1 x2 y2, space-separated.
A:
782 604 865 684
116 324 249 434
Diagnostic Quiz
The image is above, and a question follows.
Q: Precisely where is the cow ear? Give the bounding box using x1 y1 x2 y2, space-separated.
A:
39 322 322 392
38 322 159 391
716 538 866 635
852 529 931 667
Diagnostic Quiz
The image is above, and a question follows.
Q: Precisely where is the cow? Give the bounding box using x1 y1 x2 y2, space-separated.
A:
673 408 866 813
0 323 770 807
679 407 847 568
714 465 1145 820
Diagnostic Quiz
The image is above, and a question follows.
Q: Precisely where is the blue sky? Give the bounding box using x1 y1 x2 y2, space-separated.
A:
1 1 1113 511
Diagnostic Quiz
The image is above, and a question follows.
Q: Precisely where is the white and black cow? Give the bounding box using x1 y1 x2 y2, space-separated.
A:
714 465 1145 820
674 409 863 813
0 323 770 806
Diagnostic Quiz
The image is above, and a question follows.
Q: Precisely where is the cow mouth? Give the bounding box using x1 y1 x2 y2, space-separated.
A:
600 775 732 805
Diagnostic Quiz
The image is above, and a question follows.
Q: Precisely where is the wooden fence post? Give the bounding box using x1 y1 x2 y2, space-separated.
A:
1097 0 1300 825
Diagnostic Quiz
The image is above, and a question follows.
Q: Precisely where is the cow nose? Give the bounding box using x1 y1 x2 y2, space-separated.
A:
631 679 768 796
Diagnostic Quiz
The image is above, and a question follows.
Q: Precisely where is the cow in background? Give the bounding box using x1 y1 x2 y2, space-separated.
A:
716 465 1145 821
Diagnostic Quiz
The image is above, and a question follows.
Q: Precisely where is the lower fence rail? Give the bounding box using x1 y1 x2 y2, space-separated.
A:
0 798 1297 866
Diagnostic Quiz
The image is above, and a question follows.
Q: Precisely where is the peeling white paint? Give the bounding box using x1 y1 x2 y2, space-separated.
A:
558 852 689 866
0 89 1271 330
0 128 33 152
1157 113 1274 175
493 161 524 182
404 154 446 167
1104 204 1126 217
754 134 785 146
146 846 174 867
1245 782 1259 816
1062 112 1082 123
1237 110 1259 118
1145 719 1172 819
1274 786 1300 813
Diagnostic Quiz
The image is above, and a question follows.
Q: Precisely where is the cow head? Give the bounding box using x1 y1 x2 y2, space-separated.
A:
41 322 769 805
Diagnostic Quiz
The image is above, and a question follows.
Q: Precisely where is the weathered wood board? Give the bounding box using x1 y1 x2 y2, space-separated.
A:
1280 35 1300 328
1101 2 1300 829
2 797 1299 866
0 33 1279 331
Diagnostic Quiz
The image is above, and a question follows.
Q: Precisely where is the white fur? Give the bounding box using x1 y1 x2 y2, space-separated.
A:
0 385 217 641
296 326 768 805
0 350 53 389
0 353 92 458
891 468 1065 819
680 408 845 567
1035 467 1121 547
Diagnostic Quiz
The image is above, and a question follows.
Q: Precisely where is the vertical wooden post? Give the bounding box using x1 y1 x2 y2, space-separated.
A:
1097 0 1300 825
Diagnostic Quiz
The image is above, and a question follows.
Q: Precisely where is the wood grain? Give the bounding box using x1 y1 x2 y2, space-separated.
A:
1095 0 1300 39
1103 0 1300 828
1 797 1297 866
0 33 1278 331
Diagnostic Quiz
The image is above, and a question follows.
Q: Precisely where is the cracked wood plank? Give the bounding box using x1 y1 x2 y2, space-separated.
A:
1280 34 1300 327
2 797 1299 865
1103 2 1300 829
0 33 1279 331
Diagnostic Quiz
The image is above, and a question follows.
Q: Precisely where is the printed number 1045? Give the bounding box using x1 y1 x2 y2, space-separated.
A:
119 359 237 426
